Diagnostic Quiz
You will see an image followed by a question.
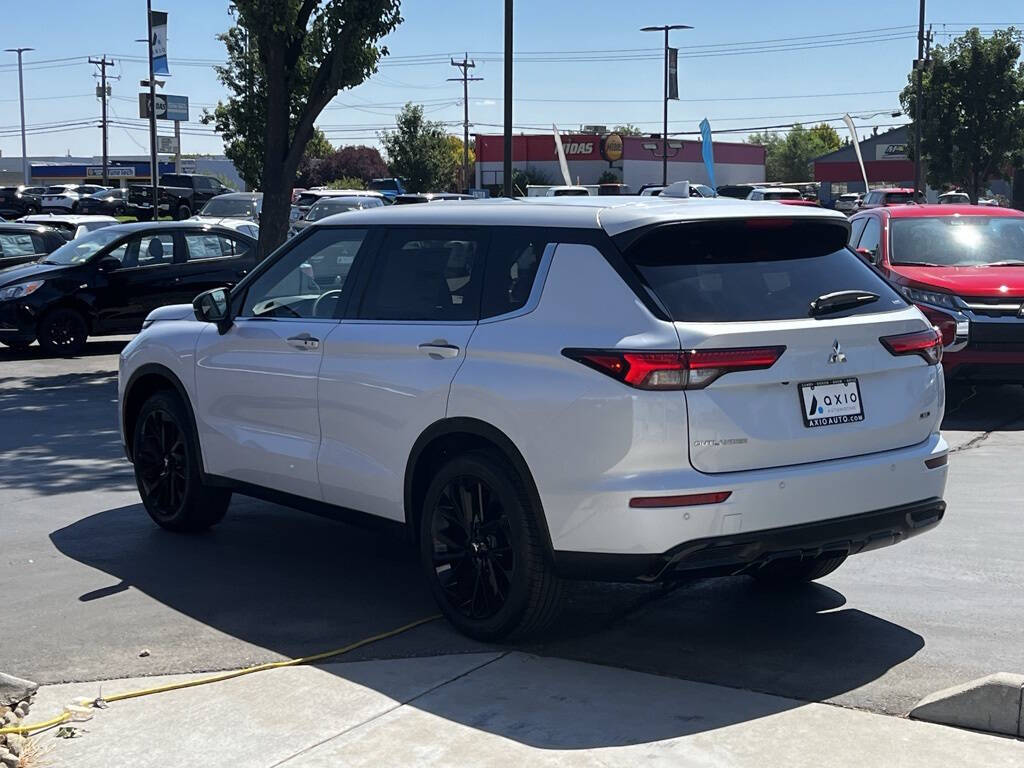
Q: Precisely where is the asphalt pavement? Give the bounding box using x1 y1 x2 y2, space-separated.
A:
2 339 1023 721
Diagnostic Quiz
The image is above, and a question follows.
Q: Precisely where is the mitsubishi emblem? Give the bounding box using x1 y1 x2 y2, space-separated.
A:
829 339 847 364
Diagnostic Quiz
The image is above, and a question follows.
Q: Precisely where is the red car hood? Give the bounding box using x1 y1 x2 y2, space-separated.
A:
889 264 1024 298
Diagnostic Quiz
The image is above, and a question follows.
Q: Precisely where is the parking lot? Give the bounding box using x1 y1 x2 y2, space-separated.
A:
3 338 1023 724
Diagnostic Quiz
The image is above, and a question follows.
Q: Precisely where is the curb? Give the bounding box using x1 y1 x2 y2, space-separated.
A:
909 673 1024 738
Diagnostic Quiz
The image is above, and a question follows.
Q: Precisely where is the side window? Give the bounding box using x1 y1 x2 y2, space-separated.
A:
357 228 484 322
859 218 882 257
240 228 367 319
848 218 868 246
184 233 239 261
0 233 38 258
196 177 217 193
118 233 174 268
481 231 548 318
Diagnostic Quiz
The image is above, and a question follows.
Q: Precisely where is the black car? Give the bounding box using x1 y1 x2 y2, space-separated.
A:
0 186 47 219
0 221 256 354
78 188 129 216
0 223 66 269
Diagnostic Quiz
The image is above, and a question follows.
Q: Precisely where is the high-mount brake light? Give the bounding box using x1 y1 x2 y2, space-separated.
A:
563 346 785 390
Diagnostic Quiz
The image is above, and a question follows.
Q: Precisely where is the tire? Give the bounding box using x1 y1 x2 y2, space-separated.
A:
37 308 88 356
132 391 231 533
419 450 561 641
176 205 192 221
750 553 848 587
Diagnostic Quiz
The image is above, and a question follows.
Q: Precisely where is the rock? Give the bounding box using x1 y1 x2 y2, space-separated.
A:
0 675 37 709
138 649 151 658
0 755 18 768
11 704 26 719
4 735 21 757
1 712 15 726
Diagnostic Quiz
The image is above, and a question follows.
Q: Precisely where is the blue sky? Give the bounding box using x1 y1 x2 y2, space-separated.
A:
1 0 1022 159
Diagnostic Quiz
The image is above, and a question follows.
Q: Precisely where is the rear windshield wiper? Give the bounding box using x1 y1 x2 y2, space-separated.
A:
809 290 880 317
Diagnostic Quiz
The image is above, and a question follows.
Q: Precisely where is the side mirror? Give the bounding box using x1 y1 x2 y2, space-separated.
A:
193 287 233 333
97 256 121 273
855 247 877 264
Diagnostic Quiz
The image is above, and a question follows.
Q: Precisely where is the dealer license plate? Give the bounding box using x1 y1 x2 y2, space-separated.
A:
799 378 864 428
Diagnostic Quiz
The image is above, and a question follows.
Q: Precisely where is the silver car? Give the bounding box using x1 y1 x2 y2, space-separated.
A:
289 195 385 237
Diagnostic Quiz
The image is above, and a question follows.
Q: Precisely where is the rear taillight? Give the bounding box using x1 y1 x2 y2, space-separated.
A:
880 328 943 365
563 346 785 390
915 304 956 347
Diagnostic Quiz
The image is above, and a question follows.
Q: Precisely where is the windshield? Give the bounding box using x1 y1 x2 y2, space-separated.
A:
306 198 375 221
45 186 73 194
41 228 123 265
693 184 716 198
884 192 921 204
370 179 399 191
89 189 122 199
890 216 1024 266
201 197 259 217
764 190 801 200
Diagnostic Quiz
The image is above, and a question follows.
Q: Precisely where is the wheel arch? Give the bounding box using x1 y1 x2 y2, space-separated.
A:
122 363 202 465
404 418 554 558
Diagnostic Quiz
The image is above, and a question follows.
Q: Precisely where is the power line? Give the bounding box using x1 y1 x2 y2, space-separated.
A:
449 54 483 192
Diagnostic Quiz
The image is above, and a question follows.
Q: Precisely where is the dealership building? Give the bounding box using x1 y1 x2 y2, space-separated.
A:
474 133 765 191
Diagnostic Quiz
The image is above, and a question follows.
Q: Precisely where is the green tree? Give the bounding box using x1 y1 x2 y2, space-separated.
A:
611 124 643 136
204 0 402 257
900 27 1024 202
808 123 842 153
305 128 335 161
747 131 785 181
380 104 456 192
447 135 475 190
597 169 621 184
509 166 552 195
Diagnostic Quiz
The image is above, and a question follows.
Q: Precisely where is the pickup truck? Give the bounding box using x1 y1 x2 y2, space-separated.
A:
127 174 234 221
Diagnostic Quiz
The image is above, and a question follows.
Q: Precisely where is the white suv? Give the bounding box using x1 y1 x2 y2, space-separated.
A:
118 198 948 639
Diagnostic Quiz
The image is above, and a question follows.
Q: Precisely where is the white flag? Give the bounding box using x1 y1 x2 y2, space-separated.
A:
842 114 869 192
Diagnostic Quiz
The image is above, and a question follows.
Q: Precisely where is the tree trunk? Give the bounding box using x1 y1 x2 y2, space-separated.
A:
259 174 292 260
257 47 291 261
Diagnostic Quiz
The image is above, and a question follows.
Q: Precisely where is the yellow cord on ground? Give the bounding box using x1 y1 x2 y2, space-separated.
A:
0 613 440 737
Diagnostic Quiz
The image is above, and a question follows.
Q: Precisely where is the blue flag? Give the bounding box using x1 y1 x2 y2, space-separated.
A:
699 118 716 191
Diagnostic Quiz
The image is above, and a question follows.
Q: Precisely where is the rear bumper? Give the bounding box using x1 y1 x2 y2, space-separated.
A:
555 497 944 582
944 345 1024 383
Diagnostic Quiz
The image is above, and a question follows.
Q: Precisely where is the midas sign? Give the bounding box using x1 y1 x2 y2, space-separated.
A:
561 141 595 156
602 133 624 162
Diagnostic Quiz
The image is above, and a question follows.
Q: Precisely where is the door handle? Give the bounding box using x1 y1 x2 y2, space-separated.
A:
286 333 320 350
418 341 460 359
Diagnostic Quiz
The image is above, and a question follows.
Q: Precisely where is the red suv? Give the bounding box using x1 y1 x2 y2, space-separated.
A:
849 204 1024 381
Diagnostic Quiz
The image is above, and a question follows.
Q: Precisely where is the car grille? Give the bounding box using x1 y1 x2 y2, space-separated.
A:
969 322 1024 344
962 296 1023 318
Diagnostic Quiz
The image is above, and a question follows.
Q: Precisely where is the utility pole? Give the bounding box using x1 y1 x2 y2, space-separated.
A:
449 53 482 193
641 25 692 186
4 47 34 185
503 0 513 197
89 56 116 186
146 0 159 213
912 0 926 202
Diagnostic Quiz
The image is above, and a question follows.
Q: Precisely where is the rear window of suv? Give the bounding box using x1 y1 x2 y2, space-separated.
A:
621 220 907 322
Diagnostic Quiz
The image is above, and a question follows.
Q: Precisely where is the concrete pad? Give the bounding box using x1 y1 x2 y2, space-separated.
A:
27 653 500 768
910 672 1024 737
284 653 1024 768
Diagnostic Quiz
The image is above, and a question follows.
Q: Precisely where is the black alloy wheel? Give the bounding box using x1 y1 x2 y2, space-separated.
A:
135 407 189 520
132 391 231 532
420 452 561 640
430 474 517 622
38 308 88 356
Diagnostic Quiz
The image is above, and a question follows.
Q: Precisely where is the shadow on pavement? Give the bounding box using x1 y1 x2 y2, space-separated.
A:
51 499 926 748
943 382 1024 432
0 338 129 362
0 368 131 495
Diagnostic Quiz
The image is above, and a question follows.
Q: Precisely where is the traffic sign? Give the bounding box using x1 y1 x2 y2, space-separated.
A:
138 93 189 122
156 135 180 154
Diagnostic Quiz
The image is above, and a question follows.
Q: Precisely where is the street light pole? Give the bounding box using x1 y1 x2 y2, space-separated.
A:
5 47 34 186
912 0 926 202
146 0 159 214
503 0 513 197
641 25 692 186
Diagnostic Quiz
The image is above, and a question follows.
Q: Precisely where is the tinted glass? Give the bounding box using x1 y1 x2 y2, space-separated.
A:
241 228 367 319
481 231 547 318
0 233 39 258
848 218 868 245
41 228 123 264
132 234 175 267
884 192 915 204
764 190 801 200
622 221 905 322
295 193 323 207
306 197 380 221
160 175 190 188
890 216 1024 266
370 179 399 192
200 197 259 217
185 233 240 260
358 228 484 321
859 218 881 253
